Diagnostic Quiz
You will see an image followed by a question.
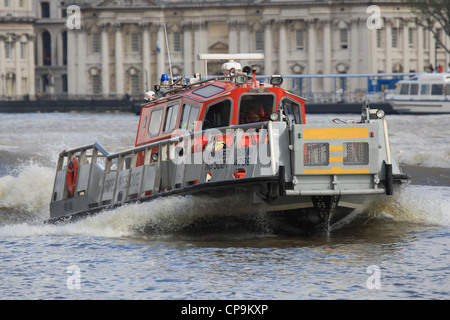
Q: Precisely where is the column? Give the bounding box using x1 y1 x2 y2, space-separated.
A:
141 22 151 92
156 22 166 80
36 32 42 67
322 20 332 92
77 30 86 95
193 21 205 75
0 36 4 78
278 19 287 75
100 23 110 97
350 19 359 90
238 21 249 66
417 25 424 72
114 23 124 97
228 20 238 54
307 19 316 93
15 36 22 97
385 19 392 73
429 27 436 69
67 30 76 96
182 21 193 77
402 20 410 73
27 34 35 96
263 20 272 75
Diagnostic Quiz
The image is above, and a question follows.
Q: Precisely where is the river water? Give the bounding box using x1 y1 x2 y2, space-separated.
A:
0 111 449 301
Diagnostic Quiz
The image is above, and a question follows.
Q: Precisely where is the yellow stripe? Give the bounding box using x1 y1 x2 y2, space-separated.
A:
329 157 343 162
303 167 370 174
303 127 368 139
329 145 343 151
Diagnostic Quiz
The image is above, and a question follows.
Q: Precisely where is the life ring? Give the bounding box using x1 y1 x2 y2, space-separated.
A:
67 157 79 197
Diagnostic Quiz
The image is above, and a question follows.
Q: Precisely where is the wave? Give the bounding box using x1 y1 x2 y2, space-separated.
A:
0 161 54 216
0 160 448 239
361 185 450 227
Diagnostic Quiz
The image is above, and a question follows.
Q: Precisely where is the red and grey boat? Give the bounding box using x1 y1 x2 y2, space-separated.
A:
48 53 408 234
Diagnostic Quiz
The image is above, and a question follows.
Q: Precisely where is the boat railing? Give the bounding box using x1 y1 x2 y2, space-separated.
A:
52 121 280 208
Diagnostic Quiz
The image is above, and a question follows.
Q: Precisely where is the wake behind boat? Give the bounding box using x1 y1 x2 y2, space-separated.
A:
386 73 450 114
47 53 408 235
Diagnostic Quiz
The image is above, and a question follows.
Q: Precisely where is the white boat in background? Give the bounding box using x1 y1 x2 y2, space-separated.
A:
386 73 450 114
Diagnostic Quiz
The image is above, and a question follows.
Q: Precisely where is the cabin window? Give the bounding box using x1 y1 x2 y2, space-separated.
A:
399 84 409 95
343 142 369 165
148 108 163 136
179 103 199 132
431 84 443 95
420 84 429 95
445 85 450 95
163 102 180 133
410 83 419 95
304 143 329 166
202 99 232 130
238 94 274 124
193 85 225 98
282 98 302 124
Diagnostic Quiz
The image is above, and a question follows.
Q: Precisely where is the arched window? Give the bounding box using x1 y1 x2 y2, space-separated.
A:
62 31 67 65
42 31 51 66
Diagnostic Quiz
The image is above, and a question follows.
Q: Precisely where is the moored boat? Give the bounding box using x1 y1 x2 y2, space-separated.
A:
386 73 450 114
47 53 408 235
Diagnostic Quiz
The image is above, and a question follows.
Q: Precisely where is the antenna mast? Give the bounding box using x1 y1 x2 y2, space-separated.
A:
163 23 173 84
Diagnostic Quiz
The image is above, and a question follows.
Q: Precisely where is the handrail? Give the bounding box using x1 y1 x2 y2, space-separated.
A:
58 122 273 168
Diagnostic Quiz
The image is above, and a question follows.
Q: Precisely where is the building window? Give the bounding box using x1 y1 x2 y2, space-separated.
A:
61 74 68 92
41 2 50 18
5 42 11 59
19 0 24 8
376 29 382 48
173 32 181 52
92 75 101 95
62 31 67 65
296 30 305 50
392 28 398 48
408 28 414 48
131 33 139 52
5 0 10 7
92 33 101 53
340 29 348 49
435 28 442 49
20 42 26 60
255 30 263 51
61 2 67 18
131 74 139 95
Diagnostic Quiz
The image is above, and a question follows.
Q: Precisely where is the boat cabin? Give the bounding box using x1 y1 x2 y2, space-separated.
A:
392 73 450 101
136 81 305 146
134 55 306 167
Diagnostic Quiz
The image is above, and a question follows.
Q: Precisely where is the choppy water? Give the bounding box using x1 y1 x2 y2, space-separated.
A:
0 112 449 301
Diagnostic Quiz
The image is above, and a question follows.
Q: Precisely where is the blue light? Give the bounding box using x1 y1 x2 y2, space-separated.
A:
161 74 169 82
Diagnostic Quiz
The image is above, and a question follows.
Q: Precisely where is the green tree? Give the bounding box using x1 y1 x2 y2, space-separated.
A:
406 0 450 54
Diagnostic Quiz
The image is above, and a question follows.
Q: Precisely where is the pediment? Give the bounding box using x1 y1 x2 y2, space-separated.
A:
209 41 228 53
95 0 158 7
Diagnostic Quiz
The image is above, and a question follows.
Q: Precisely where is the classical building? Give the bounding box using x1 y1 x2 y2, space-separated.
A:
33 0 69 97
0 0 35 98
1 0 450 100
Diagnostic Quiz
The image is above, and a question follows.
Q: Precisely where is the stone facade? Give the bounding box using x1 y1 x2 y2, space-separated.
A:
1 0 449 99
0 0 35 98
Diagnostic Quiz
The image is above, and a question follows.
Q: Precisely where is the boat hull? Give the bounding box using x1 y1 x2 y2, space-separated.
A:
388 100 450 114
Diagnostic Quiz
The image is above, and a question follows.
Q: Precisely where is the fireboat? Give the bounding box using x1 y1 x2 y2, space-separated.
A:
47 53 408 234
